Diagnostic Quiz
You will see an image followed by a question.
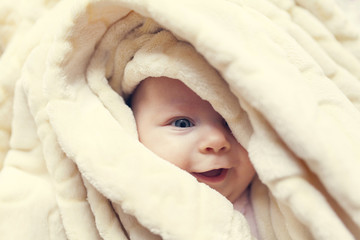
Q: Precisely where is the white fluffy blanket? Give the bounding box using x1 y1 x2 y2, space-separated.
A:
0 0 360 239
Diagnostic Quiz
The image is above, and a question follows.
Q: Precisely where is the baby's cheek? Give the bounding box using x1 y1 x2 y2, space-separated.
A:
159 147 189 170
140 129 195 172
241 161 256 187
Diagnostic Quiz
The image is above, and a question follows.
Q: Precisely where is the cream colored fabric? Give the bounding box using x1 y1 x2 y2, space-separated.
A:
0 0 360 239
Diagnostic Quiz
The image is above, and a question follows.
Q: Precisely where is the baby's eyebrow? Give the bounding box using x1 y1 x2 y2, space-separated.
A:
158 107 191 116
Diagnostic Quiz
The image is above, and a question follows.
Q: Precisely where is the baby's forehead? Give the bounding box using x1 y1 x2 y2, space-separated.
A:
132 77 211 109
138 77 200 99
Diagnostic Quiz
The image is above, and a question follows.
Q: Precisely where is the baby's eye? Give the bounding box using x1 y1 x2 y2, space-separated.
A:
172 118 194 128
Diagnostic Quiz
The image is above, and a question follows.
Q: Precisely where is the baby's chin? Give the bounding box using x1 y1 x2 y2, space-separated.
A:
220 187 247 203
222 191 241 203
190 169 248 203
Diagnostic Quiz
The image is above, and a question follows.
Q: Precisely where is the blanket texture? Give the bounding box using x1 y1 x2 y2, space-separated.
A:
1 0 360 239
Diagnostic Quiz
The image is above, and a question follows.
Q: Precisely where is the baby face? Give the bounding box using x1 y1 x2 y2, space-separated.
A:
131 77 255 202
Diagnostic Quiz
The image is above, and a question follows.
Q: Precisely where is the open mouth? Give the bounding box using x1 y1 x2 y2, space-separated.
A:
192 168 228 183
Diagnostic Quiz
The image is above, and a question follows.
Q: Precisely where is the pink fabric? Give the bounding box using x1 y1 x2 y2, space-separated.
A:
233 189 260 239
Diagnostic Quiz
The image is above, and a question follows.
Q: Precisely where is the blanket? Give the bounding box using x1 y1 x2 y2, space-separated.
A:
0 0 360 239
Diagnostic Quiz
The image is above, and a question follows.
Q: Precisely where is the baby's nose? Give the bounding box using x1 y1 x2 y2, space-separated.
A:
199 125 231 154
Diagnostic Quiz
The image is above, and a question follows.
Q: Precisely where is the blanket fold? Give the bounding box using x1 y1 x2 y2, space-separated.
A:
0 0 360 239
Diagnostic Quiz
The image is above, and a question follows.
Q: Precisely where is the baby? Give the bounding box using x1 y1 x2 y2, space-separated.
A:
129 76 255 203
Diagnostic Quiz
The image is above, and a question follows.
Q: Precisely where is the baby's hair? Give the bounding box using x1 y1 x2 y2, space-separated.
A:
125 80 143 109
125 93 133 108
125 86 139 109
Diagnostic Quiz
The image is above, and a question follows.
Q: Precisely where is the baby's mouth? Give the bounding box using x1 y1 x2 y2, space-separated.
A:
201 169 224 177
192 168 228 183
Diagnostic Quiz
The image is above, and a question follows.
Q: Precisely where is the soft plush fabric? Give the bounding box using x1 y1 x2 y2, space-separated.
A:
0 0 359 239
